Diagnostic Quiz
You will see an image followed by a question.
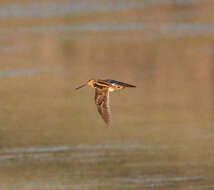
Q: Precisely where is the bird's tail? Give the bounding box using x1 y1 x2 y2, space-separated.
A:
117 81 136 88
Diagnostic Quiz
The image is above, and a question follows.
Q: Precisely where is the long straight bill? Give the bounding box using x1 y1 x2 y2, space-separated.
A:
75 83 87 90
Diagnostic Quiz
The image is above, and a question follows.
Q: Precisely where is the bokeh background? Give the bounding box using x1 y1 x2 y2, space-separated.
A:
0 0 214 189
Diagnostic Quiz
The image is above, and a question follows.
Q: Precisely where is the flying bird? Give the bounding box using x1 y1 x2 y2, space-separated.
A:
76 79 136 127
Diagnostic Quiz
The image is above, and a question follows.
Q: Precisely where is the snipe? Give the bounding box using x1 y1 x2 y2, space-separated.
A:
76 79 136 127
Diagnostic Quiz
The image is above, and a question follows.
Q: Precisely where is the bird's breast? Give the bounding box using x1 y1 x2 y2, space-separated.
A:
109 87 115 92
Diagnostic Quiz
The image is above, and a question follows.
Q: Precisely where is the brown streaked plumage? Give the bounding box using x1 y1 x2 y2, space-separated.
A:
76 79 136 127
95 87 110 126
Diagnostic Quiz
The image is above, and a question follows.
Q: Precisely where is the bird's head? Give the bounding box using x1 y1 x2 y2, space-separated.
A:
87 79 96 87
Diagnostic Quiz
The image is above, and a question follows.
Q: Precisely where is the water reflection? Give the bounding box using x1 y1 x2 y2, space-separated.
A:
116 176 206 187
0 0 201 18
0 45 23 52
0 67 59 78
0 143 210 190
2 23 214 39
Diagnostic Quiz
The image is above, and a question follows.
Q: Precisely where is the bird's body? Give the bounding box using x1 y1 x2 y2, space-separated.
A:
76 79 136 127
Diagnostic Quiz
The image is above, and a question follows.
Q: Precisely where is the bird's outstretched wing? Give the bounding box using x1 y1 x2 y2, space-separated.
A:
95 88 111 127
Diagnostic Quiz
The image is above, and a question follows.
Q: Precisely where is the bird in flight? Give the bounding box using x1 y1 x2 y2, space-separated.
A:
76 79 136 127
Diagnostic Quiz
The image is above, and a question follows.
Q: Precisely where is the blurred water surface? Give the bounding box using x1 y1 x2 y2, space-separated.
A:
0 0 214 189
